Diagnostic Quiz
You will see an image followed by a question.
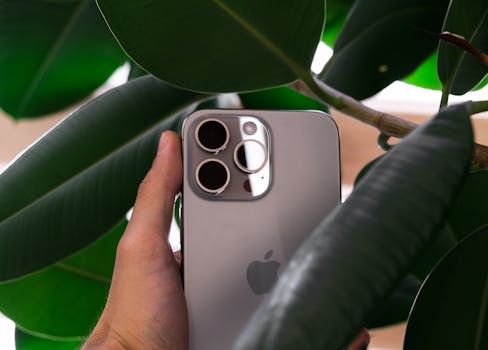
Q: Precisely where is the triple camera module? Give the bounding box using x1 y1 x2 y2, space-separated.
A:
190 115 271 199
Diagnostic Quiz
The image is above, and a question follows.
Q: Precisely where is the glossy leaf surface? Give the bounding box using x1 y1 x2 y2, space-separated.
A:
320 0 449 99
404 226 488 350
321 0 354 46
403 53 443 90
449 170 488 239
16 328 82 350
438 0 488 95
355 156 458 281
97 0 324 92
0 221 125 337
0 0 126 118
367 275 421 329
0 76 205 281
234 103 473 350
239 86 327 111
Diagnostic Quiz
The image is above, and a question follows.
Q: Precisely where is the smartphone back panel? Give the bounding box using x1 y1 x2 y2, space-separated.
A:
182 109 340 350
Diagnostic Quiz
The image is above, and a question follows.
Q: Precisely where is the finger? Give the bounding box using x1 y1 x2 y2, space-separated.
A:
129 131 182 235
346 328 370 350
173 250 182 268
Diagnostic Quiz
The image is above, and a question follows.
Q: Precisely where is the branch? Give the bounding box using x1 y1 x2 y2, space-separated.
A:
290 76 488 169
437 32 488 66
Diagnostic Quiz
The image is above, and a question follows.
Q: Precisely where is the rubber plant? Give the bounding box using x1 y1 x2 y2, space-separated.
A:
0 0 486 349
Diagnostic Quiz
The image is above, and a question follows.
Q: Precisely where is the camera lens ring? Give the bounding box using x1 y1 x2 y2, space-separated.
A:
233 139 268 174
242 121 257 135
195 118 229 153
195 158 231 194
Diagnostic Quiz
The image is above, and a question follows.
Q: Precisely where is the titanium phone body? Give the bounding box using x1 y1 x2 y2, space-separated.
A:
182 109 340 350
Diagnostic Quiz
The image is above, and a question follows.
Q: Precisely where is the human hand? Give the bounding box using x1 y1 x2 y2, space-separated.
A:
82 130 369 350
83 131 187 350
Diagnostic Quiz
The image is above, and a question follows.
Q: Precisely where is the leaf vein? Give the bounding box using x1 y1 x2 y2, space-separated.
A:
211 0 309 79
54 261 111 284
17 0 90 116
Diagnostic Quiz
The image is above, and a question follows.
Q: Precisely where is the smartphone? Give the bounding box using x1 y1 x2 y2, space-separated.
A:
182 109 340 350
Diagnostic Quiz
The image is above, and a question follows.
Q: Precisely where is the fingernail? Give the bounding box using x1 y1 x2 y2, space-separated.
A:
158 132 169 153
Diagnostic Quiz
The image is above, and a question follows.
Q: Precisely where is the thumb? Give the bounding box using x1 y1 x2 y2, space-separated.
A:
128 131 182 237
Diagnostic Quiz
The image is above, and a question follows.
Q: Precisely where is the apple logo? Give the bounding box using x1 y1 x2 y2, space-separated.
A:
246 250 281 295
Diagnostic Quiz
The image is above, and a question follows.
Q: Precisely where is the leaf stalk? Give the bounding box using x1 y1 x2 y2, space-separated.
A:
291 75 488 169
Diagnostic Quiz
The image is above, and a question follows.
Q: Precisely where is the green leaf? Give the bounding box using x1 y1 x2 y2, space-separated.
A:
403 53 443 90
15 328 82 350
96 0 324 92
438 0 488 95
0 76 206 282
0 0 126 118
449 170 488 240
239 86 327 111
353 155 383 187
404 225 488 350
234 103 473 350
128 61 147 80
410 224 457 280
0 220 125 338
355 156 458 282
319 0 449 100
321 0 354 47
367 275 422 328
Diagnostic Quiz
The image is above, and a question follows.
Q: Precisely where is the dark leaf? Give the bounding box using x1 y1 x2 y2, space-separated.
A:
234 103 473 350
319 0 449 99
410 224 457 280
449 170 488 240
0 0 126 118
15 328 82 350
239 86 327 111
321 0 355 46
96 0 324 92
438 0 488 95
128 62 147 80
403 53 443 90
404 225 488 350
0 76 205 281
367 275 422 329
0 221 125 337
356 156 458 282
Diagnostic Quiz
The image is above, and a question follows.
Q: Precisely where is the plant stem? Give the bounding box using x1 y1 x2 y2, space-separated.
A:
294 75 418 138
291 75 488 169
440 84 450 109
472 100 488 114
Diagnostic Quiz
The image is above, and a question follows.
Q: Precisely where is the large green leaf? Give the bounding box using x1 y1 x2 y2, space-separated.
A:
410 224 457 280
0 76 206 281
355 155 458 281
449 170 488 240
404 225 488 350
367 275 421 329
319 0 449 99
239 86 328 111
96 0 324 92
438 0 488 95
321 0 354 46
234 103 473 350
0 220 125 338
16 328 82 350
403 53 443 90
0 0 126 118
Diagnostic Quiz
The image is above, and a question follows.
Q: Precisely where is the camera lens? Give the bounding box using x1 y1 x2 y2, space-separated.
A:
234 140 267 173
196 159 230 193
242 121 257 135
195 119 229 152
